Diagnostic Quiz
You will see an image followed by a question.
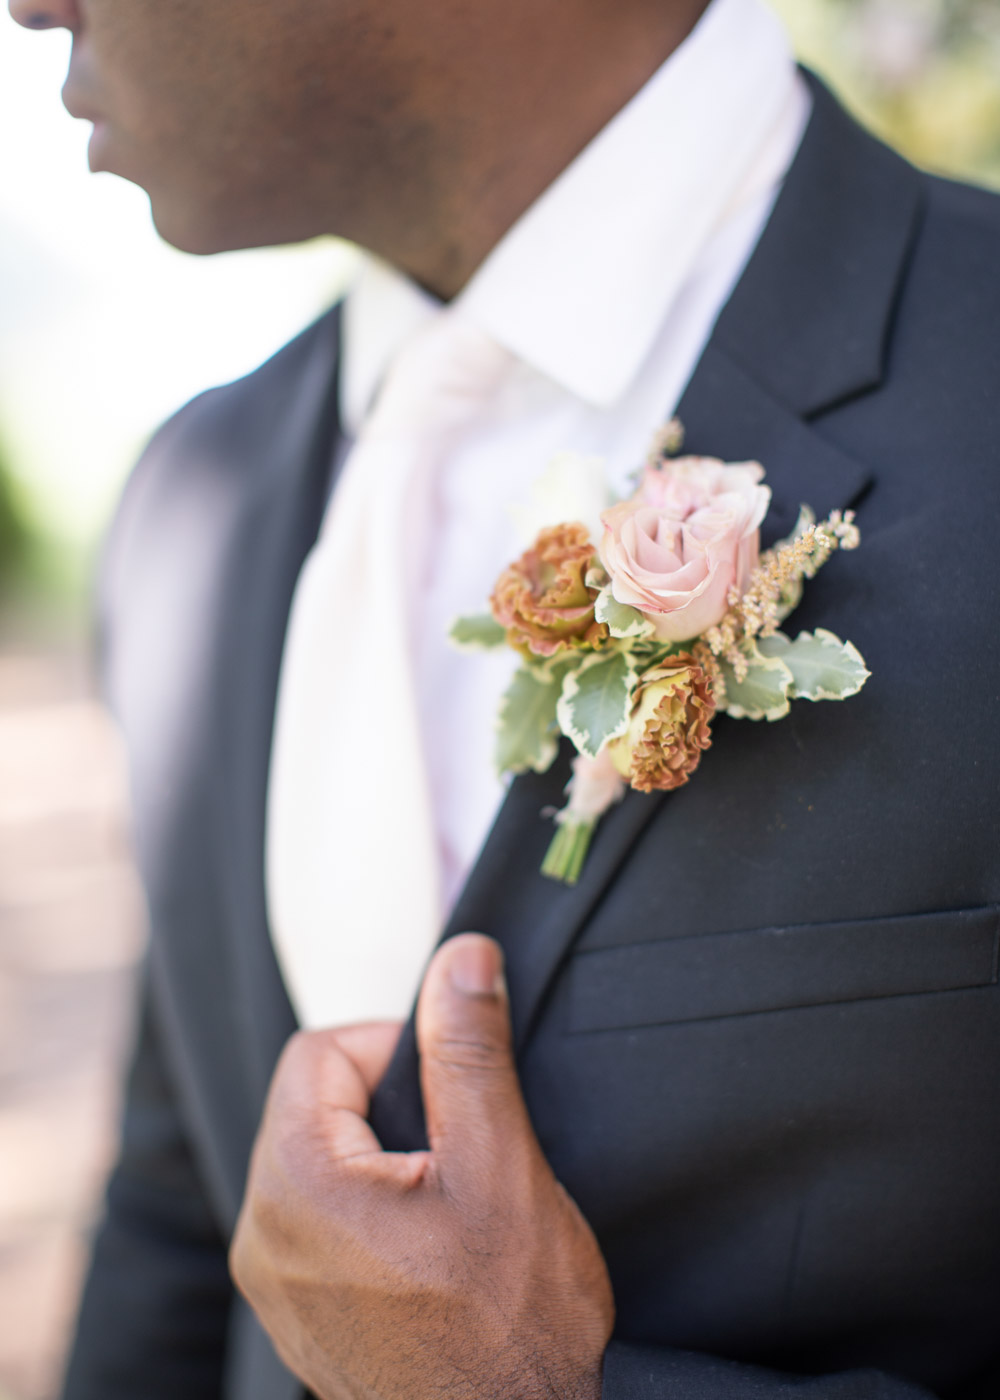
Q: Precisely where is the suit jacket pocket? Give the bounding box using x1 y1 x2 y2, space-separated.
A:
565 905 999 1033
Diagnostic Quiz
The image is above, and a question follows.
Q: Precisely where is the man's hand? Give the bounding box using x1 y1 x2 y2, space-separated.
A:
230 934 615 1400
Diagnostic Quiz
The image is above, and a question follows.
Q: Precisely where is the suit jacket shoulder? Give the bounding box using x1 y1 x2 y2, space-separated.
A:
97 305 341 713
888 168 1000 446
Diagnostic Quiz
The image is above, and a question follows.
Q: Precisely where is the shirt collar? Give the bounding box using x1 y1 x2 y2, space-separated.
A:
340 256 440 439
342 0 800 433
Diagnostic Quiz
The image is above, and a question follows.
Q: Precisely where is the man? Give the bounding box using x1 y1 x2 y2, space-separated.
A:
11 0 1000 1396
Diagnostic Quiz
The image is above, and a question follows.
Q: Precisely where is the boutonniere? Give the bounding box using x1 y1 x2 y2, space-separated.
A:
451 424 870 885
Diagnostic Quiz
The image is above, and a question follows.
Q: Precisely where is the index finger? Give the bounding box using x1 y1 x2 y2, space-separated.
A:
329 1020 404 1096
268 1027 384 1162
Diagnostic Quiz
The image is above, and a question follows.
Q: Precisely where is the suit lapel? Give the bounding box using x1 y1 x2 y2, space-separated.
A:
213 310 343 1110
370 75 924 1151
677 343 872 547
713 68 924 419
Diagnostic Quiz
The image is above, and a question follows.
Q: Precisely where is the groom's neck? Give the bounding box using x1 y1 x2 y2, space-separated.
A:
367 0 714 301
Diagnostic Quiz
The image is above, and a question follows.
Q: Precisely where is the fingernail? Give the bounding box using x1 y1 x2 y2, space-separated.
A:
448 936 504 997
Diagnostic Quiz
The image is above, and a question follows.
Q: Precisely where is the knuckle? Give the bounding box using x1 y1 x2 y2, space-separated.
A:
272 1030 310 1087
279 1025 343 1072
247 1177 289 1239
279 1027 318 1070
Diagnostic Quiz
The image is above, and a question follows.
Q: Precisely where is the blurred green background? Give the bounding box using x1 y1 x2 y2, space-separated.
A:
0 434 33 595
775 0 1000 186
1 0 998 624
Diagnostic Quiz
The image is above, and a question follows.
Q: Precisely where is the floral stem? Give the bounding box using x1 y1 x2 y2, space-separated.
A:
541 819 597 886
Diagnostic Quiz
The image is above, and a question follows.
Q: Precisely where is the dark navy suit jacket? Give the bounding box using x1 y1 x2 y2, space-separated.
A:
62 77 1000 1400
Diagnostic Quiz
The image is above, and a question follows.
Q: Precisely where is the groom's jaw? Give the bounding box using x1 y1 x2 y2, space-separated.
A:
11 0 711 295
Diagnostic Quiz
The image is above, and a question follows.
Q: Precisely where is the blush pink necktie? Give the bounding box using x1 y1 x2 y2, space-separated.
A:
266 311 511 1028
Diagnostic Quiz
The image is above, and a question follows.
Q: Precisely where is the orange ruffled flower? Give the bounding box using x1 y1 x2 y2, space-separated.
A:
490 523 607 658
607 654 715 793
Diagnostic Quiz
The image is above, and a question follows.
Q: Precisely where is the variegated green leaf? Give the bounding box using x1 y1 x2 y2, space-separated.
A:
450 613 507 651
585 564 610 592
788 504 816 541
556 651 635 759
594 587 655 640
495 666 562 775
718 642 793 722
757 628 870 702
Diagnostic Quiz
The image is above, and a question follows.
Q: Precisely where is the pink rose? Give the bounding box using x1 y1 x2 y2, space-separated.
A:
599 456 770 643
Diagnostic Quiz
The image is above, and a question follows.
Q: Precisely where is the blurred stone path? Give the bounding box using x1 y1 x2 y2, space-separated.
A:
0 641 144 1400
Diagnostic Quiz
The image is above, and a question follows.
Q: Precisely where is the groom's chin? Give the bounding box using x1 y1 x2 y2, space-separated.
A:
148 208 238 258
145 193 257 258
146 189 334 258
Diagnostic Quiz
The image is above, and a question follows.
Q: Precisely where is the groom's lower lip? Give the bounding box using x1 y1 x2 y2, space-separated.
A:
62 61 120 174
61 87 117 172
86 119 113 172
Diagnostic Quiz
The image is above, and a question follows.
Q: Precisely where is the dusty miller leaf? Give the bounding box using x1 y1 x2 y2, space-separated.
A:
718 641 793 722
788 504 816 541
758 628 870 702
495 665 564 775
594 587 654 640
556 651 635 759
450 613 507 651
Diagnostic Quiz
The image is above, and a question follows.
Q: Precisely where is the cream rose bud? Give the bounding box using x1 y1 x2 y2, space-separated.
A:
599 457 771 643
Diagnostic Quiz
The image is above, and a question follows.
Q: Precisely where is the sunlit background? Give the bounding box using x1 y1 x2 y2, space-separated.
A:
0 2 997 1397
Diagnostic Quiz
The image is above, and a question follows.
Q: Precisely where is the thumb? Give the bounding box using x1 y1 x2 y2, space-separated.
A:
416 934 539 1191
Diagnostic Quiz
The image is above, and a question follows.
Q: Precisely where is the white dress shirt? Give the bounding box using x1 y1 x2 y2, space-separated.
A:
267 0 810 1028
